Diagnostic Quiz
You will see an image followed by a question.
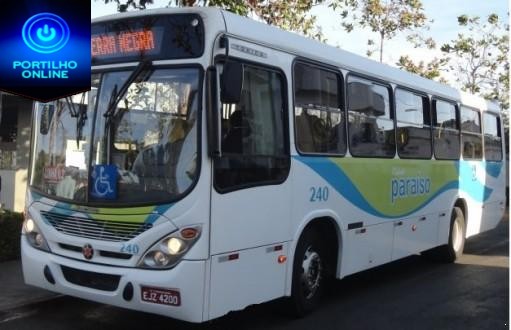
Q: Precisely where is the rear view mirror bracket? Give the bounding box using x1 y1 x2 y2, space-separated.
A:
219 35 243 104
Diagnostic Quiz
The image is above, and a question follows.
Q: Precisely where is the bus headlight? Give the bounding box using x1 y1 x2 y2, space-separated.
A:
138 225 201 269
166 237 185 255
22 213 50 252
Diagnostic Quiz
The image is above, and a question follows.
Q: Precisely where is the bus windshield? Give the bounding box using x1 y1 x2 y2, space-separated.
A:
30 67 200 204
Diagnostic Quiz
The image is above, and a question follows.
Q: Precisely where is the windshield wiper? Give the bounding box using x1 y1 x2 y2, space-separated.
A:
102 60 152 164
65 92 87 148
65 96 79 117
75 93 87 148
103 60 152 119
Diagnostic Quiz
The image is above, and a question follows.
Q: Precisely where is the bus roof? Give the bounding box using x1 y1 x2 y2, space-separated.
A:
92 7 500 114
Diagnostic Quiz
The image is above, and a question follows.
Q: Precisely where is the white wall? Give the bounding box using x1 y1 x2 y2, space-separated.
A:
0 96 32 212
0 169 27 212
0 170 15 210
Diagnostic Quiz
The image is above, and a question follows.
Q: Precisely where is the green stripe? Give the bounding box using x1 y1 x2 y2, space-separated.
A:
332 158 458 216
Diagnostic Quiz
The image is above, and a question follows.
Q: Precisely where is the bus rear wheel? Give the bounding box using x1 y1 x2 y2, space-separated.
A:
423 206 466 263
290 230 325 316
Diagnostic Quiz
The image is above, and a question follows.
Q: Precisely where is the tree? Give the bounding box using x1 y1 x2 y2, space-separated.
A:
100 0 154 12
98 0 325 39
440 14 509 126
396 55 448 82
331 0 428 62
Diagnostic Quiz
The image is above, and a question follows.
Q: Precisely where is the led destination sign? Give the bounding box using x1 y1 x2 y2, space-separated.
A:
91 14 205 65
91 30 161 57
0 0 90 101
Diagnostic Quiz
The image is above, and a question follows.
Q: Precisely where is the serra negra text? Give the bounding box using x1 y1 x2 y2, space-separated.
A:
12 61 78 79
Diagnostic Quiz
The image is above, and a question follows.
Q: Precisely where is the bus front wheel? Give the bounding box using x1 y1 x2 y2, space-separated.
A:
290 229 325 316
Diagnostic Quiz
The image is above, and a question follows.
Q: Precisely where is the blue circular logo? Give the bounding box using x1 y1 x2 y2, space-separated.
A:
22 13 70 54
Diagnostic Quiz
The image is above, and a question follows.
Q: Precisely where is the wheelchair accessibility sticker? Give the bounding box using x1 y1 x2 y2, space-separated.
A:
90 165 117 200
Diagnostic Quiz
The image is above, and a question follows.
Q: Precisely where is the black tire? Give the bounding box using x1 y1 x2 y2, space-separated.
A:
289 230 325 316
423 206 466 263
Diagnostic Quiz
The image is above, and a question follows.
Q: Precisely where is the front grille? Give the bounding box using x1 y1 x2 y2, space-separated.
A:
99 250 132 260
61 266 120 291
42 211 152 242
59 243 133 260
59 243 82 253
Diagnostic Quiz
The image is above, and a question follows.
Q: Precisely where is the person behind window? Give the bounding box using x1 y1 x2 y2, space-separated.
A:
223 110 246 154
56 167 78 199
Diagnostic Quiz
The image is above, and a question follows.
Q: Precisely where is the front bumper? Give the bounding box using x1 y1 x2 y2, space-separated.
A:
21 237 207 323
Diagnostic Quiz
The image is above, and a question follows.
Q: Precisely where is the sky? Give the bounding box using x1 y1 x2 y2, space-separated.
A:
90 0 509 87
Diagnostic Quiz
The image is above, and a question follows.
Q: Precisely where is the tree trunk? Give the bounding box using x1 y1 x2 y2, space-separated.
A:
379 32 384 63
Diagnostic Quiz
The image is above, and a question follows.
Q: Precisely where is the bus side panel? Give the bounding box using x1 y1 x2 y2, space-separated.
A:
208 242 289 320
392 213 438 260
289 157 396 279
480 200 506 233
291 157 465 278
460 160 506 237
479 160 506 234
342 222 393 275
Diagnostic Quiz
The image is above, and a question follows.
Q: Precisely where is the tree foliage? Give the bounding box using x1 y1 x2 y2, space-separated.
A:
99 0 325 39
100 0 154 12
331 0 428 62
397 13 509 130
440 14 509 113
396 55 448 82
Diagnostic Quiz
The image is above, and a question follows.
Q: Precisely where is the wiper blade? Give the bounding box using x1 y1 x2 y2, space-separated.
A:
75 92 87 148
102 60 152 165
104 60 152 118
65 96 78 117
64 92 87 148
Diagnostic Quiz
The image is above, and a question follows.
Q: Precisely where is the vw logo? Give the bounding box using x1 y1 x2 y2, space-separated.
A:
82 244 94 260
22 13 70 54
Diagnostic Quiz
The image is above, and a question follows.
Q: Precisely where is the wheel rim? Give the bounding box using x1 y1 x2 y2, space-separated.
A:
300 246 322 300
452 214 463 252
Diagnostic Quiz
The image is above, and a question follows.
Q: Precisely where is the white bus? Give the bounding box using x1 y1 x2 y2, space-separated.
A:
22 7 506 322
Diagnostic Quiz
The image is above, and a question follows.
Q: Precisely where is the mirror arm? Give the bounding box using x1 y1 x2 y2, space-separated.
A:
218 34 243 104
220 34 229 57
207 66 222 158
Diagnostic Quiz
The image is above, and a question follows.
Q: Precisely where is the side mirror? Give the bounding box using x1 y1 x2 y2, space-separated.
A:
220 62 243 104
39 103 54 135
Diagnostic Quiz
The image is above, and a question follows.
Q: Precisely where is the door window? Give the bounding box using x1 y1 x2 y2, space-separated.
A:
214 64 289 192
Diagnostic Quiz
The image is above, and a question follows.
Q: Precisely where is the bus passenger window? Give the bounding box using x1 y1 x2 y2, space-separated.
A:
214 64 289 192
483 113 503 161
395 89 431 159
460 106 483 160
432 100 460 160
293 63 345 155
347 76 395 158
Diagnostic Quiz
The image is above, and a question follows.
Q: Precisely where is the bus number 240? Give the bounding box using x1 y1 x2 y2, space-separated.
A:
309 186 329 202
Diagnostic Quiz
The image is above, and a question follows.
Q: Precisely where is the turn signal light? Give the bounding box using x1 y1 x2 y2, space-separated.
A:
180 227 199 239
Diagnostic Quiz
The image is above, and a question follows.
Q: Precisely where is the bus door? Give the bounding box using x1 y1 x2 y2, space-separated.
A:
207 48 292 318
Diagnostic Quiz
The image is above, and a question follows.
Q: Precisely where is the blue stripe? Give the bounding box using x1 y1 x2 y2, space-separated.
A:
295 156 459 219
459 161 494 203
485 161 503 178
145 204 174 224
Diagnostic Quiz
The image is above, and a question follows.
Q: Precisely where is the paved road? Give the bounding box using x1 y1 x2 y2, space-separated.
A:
1 216 508 330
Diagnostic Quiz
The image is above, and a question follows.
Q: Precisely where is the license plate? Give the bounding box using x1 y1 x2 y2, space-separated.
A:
141 286 181 306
